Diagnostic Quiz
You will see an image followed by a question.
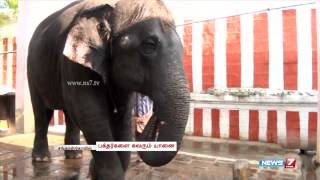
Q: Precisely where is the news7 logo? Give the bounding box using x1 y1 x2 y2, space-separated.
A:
285 158 296 168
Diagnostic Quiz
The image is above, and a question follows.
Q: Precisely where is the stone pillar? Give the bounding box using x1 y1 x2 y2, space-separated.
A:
15 0 34 133
15 0 75 133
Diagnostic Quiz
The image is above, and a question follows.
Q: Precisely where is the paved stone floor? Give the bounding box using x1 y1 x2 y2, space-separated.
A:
0 133 318 180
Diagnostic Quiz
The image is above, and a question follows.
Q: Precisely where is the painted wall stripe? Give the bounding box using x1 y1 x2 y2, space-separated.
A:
54 110 59 126
183 20 193 91
186 105 194 135
268 10 284 89
277 110 286 145
194 108 203 136
308 112 317 148
311 9 318 90
249 110 259 141
240 14 254 88
211 109 220 138
226 16 241 88
0 40 2 86
299 111 309 149
229 110 239 140
192 22 203 93
258 110 268 142
219 109 229 138
239 110 249 140
2 38 8 85
12 37 16 88
214 18 227 88
6 38 13 88
202 21 215 91
267 111 277 143
202 108 212 136
297 7 312 91
283 10 298 90
253 13 269 88
58 111 64 125
286 112 300 147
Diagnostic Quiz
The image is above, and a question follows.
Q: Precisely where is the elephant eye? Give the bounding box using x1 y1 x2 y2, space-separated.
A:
97 23 106 32
97 22 109 39
141 37 159 55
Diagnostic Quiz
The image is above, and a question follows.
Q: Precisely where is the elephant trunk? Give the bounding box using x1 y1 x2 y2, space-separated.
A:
137 69 190 167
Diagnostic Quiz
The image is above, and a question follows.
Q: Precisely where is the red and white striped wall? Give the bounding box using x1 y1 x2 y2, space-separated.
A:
49 110 65 126
186 97 317 150
48 110 66 133
180 7 318 149
0 37 16 89
178 8 318 92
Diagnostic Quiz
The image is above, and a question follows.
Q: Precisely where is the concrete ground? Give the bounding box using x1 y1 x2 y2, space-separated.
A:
0 133 318 180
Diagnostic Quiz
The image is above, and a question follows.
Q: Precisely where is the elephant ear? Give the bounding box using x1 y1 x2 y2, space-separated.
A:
63 4 112 81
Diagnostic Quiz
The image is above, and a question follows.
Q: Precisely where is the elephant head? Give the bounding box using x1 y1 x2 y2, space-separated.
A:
63 0 190 167
110 0 190 167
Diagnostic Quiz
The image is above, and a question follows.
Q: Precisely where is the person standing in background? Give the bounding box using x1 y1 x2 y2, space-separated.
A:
133 93 153 134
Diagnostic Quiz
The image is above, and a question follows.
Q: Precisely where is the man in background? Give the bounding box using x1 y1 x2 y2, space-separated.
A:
132 93 153 134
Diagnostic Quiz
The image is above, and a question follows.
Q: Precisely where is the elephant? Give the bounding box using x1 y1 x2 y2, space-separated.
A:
0 92 15 134
27 0 190 179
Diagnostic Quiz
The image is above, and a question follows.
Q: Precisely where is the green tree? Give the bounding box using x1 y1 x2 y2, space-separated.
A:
4 0 18 15
0 0 18 27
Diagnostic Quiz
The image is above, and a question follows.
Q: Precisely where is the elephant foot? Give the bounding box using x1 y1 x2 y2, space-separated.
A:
32 149 51 162
65 150 82 159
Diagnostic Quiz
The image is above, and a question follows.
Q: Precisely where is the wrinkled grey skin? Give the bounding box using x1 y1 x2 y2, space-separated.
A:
27 0 190 179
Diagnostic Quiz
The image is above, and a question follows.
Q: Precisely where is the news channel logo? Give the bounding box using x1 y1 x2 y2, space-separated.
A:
259 158 296 168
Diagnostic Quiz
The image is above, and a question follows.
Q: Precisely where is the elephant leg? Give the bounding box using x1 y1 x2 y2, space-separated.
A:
61 61 124 179
80 123 124 180
65 108 124 180
64 110 82 159
30 86 53 162
112 93 135 171
113 118 132 171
